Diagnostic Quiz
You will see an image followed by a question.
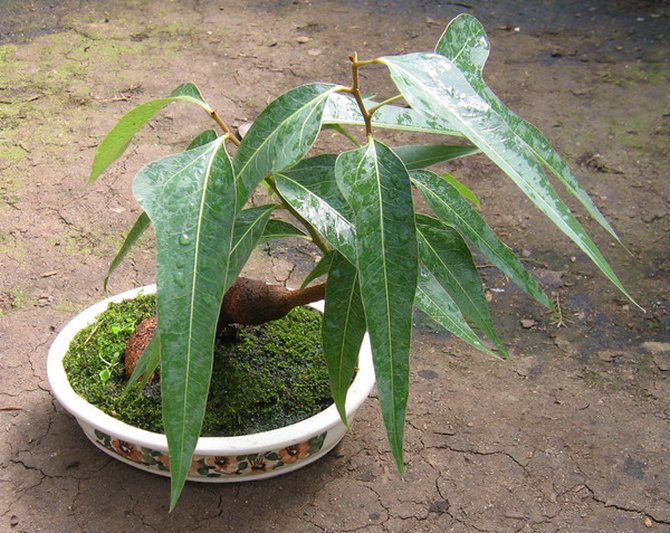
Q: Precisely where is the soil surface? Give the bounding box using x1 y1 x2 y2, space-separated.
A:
1 1 669 531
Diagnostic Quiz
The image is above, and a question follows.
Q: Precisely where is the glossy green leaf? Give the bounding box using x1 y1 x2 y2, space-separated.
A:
435 14 622 245
274 155 356 263
415 267 497 358
416 214 507 358
126 326 161 390
234 83 340 210
132 138 238 510
323 92 462 136
392 143 479 170
259 219 307 244
89 83 211 182
300 251 335 289
335 140 418 473
412 169 552 309
230 205 276 268
323 252 366 425
381 52 637 307
103 211 150 291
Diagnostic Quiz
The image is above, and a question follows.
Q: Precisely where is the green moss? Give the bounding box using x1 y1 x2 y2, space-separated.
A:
63 295 332 436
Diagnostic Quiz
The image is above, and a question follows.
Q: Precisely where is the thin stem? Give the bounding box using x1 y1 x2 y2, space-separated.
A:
208 109 241 147
346 53 379 140
327 124 362 147
367 94 404 117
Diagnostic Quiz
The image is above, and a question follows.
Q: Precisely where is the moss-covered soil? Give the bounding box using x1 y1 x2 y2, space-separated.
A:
63 296 331 436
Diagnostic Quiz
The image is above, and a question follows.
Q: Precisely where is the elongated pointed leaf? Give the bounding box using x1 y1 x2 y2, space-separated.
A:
234 83 340 209
132 138 238 510
323 253 366 425
415 267 497 358
381 52 637 307
412 169 552 309
103 211 150 291
274 155 356 263
335 140 418 473
90 83 211 182
392 143 479 170
323 92 462 136
435 14 622 244
416 214 508 358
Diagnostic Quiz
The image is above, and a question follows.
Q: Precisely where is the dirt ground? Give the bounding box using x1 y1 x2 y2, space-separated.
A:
1 0 669 531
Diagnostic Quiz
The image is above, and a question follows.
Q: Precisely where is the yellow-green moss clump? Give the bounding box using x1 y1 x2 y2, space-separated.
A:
63 294 331 436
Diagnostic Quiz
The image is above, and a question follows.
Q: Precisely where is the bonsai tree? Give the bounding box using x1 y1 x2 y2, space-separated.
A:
89 14 637 509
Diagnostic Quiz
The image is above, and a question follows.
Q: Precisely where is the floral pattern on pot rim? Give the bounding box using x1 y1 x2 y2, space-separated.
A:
93 428 328 478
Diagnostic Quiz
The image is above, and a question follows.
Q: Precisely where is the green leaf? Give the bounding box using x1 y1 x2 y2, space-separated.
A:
392 143 479 170
234 83 340 210
381 52 637 308
323 253 366 425
412 169 552 309
416 214 508 358
89 83 211 182
103 212 150 291
259 219 307 244
335 140 419 474
132 138 238 510
126 327 161 390
323 92 462 136
187 129 218 150
435 14 622 245
300 251 335 289
438 172 480 207
415 267 497 358
274 155 356 263
230 205 276 267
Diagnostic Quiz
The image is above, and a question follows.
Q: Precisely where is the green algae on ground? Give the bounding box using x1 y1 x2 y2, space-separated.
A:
63 294 332 436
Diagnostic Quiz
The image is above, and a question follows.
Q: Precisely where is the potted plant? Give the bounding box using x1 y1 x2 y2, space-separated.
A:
47 14 638 510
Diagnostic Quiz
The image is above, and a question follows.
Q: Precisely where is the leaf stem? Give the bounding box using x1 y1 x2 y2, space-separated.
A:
344 53 380 140
367 94 404 117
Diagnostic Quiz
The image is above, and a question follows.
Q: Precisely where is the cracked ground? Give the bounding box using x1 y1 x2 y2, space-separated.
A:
1 1 669 531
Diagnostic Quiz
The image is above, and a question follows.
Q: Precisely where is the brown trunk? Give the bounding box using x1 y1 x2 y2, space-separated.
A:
124 278 326 377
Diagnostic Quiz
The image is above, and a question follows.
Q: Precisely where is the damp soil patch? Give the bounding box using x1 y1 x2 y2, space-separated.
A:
63 293 332 436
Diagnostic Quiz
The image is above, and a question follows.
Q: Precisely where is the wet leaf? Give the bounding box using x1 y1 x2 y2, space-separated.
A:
274 155 356 262
412 169 552 309
381 52 637 308
415 266 496 357
335 140 418 473
392 143 479 170
103 212 150 291
90 83 211 182
132 138 238 510
234 83 339 209
323 252 366 424
435 14 622 245
416 214 507 358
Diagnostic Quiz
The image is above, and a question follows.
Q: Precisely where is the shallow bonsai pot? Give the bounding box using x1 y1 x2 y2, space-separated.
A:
47 285 375 482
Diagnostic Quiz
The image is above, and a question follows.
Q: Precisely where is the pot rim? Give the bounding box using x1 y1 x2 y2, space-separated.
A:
47 284 375 455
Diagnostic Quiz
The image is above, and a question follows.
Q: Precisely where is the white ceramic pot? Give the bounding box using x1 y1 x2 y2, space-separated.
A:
47 285 375 482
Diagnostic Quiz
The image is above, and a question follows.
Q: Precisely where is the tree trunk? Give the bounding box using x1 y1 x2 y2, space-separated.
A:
124 277 326 377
